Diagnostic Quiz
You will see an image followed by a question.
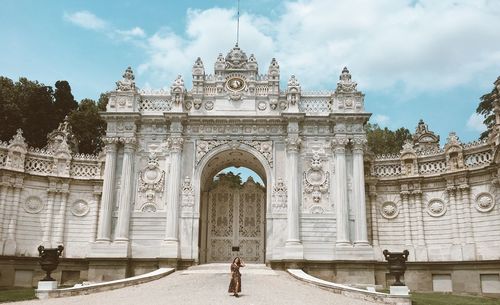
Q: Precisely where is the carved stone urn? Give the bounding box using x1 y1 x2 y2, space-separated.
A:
383 249 409 286
38 245 64 281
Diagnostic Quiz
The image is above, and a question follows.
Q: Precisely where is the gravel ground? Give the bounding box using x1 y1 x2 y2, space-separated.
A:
12 265 379 305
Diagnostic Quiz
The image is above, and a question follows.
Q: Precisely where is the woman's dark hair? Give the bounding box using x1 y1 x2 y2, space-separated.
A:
232 257 240 264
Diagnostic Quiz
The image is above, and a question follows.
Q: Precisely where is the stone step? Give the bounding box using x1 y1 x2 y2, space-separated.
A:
182 263 277 275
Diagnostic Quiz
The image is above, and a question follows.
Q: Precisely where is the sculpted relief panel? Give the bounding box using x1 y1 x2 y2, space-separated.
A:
137 152 165 212
302 152 330 214
196 139 273 167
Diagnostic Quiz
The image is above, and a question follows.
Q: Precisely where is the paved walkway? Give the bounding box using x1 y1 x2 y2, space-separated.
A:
14 264 379 305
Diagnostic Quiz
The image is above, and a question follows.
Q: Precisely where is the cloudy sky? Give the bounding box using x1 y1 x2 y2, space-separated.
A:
1 0 500 143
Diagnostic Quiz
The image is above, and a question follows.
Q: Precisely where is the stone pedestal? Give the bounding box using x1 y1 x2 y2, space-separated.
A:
390 285 409 295
88 241 129 258
159 240 180 259
37 281 58 290
285 242 304 260
2 239 16 256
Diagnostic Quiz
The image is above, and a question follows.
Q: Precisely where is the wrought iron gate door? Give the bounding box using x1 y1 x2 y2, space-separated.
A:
207 180 265 263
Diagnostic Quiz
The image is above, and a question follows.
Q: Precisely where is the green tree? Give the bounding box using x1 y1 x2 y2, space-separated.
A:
476 76 500 139
53 80 77 123
0 77 22 142
68 98 106 154
366 123 412 155
97 92 109 111
210 172 243 190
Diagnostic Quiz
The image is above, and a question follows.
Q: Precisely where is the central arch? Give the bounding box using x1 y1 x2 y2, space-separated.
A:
194 144 272 264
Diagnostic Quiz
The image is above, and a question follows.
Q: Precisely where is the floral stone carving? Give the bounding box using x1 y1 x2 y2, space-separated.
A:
272 178 287 213
380 201 399 219
181 176 195 210
24 196 44 214
138 152 165 211
303 153 329 204
427 199 446 217
71 200 90 217
196 139 273 167
475 192 495 212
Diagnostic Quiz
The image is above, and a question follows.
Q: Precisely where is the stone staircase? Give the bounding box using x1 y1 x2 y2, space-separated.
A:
182 263 277 275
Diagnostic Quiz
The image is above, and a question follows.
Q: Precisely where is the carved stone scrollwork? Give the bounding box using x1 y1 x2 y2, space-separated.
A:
166 137 184 153
138 152 165 212
116 66 136 92
285 136 302 152
196 139 273 167
181 176 195 210
303 152 330 204
331 135 348 152
272 178 287 213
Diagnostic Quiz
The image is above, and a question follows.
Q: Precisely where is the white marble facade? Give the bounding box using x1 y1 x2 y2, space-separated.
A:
1 46 500 267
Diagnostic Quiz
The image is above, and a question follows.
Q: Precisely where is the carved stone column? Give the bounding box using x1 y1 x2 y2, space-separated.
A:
400 190 412 247
42 179 57 247
285 136 302 245
115 138 137 241
333 135 350 246
352 136 369 246
163 136 184 257
368 184 379 246
413 189 428 261
459 184 476 260
283 135 304 259
4 175 23 255
0 178 11 249
53 185 69 247
90 184 102 243
96 139 118 242
447 184 463 260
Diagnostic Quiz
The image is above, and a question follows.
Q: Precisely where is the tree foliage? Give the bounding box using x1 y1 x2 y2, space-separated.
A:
210 172 243 190
0 76 106 153
365 123 412 155
476 77 500 139
68 99 106 154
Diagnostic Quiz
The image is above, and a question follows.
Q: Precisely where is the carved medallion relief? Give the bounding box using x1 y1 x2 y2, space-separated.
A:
475 192 495 213
137 152 165 212
302 152 330 213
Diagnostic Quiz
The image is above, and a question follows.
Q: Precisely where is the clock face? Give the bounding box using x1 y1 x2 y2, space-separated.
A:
226 77 245 91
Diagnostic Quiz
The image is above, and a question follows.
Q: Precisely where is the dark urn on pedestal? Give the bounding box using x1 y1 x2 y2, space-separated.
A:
38 245 64 281
383 249 409 286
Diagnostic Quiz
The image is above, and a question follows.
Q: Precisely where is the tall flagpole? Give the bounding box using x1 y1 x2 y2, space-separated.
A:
236 0 240 46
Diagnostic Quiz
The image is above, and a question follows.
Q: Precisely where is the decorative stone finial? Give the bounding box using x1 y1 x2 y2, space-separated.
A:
46 116 78 154
225 45 248 69
9 129 27 148
115 66 136 92
412 119 440 151
336 66 357 93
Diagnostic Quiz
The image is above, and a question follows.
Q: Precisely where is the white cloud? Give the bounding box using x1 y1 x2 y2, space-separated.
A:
466 113 486 132
136 1 500 92
372 114 390 126
63 11 107 31
116 27 146 39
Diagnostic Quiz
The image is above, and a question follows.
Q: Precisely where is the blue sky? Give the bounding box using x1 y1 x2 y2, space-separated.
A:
1 0 500 144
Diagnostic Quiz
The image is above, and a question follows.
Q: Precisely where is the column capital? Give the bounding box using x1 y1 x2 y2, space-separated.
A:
400 191 410 199
351 135 367 152
331 135 349 152
285 136 302 152
166 136 184 153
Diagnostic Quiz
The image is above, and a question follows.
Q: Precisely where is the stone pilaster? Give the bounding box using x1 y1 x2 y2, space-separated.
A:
368 184 379 247
96 139 118 242
447 183 463 260
412 189 428 261
53 184 69 248
352 136 369 246
459 184 476 260
115 138 137 242
400 190 412 247
285 136 302 245
162 136 184 258
333 135 350 246
90 184 103 243
3 175 24 255
0 178 11 249
42 179 57 247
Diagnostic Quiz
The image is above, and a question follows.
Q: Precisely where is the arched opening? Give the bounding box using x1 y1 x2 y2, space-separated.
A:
198 149 267 264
